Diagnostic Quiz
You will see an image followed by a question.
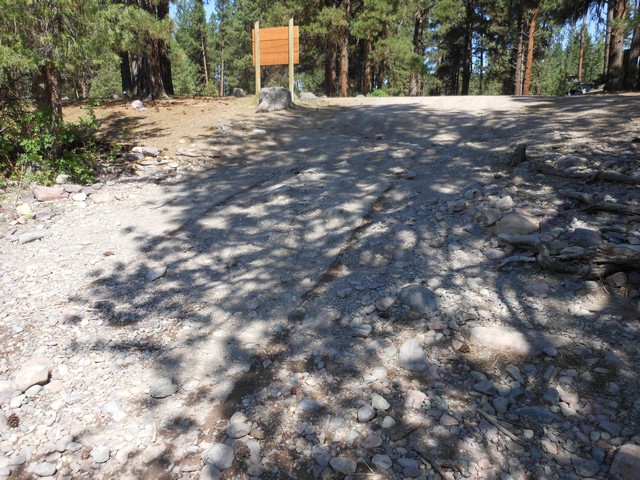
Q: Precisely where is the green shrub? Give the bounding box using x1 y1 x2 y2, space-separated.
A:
367 89 389 97
0 104 111 185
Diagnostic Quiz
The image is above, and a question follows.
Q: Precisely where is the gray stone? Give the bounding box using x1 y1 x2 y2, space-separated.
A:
297 398 322 413
351 323 372 338
256 87 292 112
90 192 115 204
13 356 53 392
33 462 57 477
572 457 600 477
600 420 622 437
132 146 161 157
372 454 392 470
610 444 640 479
299 92 317 100
486 248 506 261
72 192 87 202
571 228 603 249
361 433 383 449
18 230 48 244
606 272 628 289
329 456 357 475
496 196 515 211
142 443 166 464
398 339 428 371
202 443 234 470
469 326 568 356
149 377 178 398
371 393 390 411
200 464 222 480
494 213 539 235
557 154 588 170
56 174 72 184
227 422 251 439
91 446 110 463
16 203 33 217
493 396 509 414
474 381 497 395
145 265 167 282
232 88 246 97
358 404 375 422
398 283 440 314
375 296 395 312
33 186 67 202
505 365 524 384
543 387 560 404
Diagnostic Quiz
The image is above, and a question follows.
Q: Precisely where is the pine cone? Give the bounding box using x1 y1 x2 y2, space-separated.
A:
7 413 19 428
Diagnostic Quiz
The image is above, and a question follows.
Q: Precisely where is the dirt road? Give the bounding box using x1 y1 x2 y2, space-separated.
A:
1 94 640 479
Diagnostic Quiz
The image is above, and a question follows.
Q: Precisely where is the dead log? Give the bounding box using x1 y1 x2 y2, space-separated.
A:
560 189 640 216
530 158 639 185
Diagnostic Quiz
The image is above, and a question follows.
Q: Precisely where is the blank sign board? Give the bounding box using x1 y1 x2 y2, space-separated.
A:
252 26 300 66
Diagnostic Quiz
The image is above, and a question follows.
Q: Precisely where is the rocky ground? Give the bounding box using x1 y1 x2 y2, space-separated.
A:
1 94 640 480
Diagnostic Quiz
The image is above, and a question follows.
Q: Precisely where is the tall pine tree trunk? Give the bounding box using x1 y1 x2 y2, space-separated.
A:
607 0 627 85
362 40 372 95
461 1 473 95
523 6 539 96
339 0 350 97
625 0 640 89
409 7 427 97
325 44 337 97
31 63 63 129
514 11 526 96
604 0 613 77
578 12 587 81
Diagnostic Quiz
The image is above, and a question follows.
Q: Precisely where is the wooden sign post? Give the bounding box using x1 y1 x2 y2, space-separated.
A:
252 19 300 96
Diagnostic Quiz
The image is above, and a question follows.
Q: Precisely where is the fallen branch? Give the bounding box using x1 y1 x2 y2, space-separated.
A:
478 409 525 445
560 189 640 216
496 254 537 269
530 159 639 185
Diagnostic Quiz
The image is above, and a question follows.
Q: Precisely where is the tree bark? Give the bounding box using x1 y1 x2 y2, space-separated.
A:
604 0 613 76
607 0 626 83
362 39 372 95
409 7 427 96
514 11 526 96
578 12 587 81
31 63 63 129
625 0 640 89
461 1 474 95
325 43 337 97
523 6 538 96
339 0 351 97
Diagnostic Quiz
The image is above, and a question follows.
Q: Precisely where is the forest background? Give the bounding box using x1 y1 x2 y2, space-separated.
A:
0 0 639 185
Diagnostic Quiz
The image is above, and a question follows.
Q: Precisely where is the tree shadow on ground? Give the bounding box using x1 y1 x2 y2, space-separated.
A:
67 95 639 479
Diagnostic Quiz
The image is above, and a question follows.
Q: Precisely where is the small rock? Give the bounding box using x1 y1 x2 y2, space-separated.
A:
149 377 179 399
200 464 222 480
372 454 392 470
18 230 48 244
572 457 600 477
486 248 506 261
16 203 33 217
600 420 622 437
371 393 390 411
607 272 628 289
13 356 54 392
375 296 395 312
132 146 161 157
72 192 87 202
361 434 383 449
496 196 515 211
131 100 144 109
91 446 110 463
329 456 357 475
352 323 372 338
56 174 72 184
571 228 603 249
142 443 165 464
33 462 57 477
145 265 167 282
543 387 560 404
90 192 115 204
227 422 251 439
398 339 428 371
398 283 440 314
381 416 396 429
358 404 375 422
610 443 640 479
232 88 246 97
202 443 234 470
33 186 67 202
297 398 322 413
474 381 497 395
494 213 539 235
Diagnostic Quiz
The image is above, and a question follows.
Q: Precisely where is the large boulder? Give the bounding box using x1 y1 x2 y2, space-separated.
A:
256 87 292 112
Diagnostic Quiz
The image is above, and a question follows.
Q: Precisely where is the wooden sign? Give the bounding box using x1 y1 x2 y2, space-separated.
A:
252 25 299 66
